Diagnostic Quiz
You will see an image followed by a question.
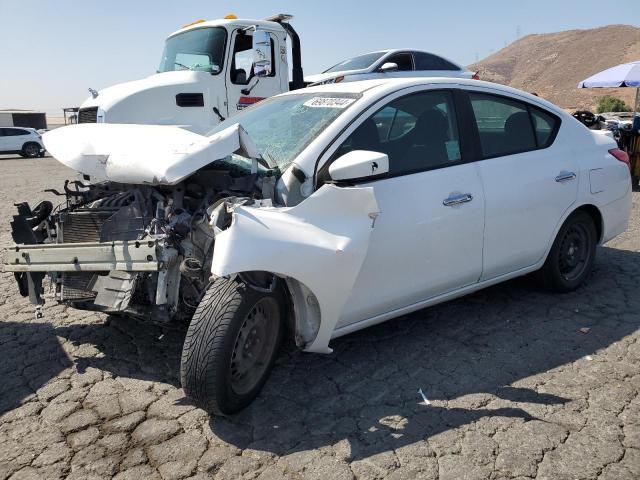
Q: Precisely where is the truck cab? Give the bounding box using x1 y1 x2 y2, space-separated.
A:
77 14 303 133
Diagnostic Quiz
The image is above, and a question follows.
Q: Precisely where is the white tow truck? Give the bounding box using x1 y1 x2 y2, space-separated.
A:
78 14 306 133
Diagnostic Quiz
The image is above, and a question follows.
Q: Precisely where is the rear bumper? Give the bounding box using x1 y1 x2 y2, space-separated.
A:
2 241 159 273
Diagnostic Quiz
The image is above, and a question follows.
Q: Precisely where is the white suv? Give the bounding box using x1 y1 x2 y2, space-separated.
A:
0 127 45 158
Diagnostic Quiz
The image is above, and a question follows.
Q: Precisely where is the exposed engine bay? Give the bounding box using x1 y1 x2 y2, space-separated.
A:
9 154 278 323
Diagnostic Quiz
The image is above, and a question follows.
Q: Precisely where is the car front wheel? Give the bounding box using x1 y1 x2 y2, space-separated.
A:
538 210 597 292
21 143 41 158
180 276 284 415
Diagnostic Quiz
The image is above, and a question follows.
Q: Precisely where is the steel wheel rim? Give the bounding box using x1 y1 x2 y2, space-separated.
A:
25 144 38 157
558 224 589 281
230 297 279 396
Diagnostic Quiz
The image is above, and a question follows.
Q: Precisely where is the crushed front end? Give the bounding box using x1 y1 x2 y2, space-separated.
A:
2 155 275 322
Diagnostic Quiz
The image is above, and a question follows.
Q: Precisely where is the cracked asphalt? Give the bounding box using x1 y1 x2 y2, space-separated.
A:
0 156 639 480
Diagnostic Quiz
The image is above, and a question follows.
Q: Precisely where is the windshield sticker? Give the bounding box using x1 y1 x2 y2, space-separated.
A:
303 97 356 109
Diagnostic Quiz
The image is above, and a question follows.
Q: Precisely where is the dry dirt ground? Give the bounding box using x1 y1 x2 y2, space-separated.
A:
0 157 639 480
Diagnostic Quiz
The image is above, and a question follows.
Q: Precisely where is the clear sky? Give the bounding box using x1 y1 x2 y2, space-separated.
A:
0 0 638 115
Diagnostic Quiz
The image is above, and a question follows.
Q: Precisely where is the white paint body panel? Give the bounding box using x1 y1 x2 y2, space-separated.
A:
339 163 485 327
42 122 257 185
211 184 379 353
328 150 389 180
206 79 631 353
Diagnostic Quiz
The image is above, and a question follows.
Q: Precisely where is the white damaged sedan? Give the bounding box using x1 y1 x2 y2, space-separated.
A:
2 78 632 414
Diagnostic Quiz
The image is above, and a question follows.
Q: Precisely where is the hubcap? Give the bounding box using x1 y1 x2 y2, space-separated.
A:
230 297 279 395
26 145 38 156
558 224 589 281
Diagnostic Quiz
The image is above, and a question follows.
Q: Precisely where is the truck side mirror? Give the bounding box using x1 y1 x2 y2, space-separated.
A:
329 150 389 182
253 30 273 77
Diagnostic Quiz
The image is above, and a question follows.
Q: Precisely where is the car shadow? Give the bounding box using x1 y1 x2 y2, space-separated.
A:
1 245 638 462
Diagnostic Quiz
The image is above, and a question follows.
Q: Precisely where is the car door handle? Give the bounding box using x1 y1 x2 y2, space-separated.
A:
555 171 576 182
443 193 473 206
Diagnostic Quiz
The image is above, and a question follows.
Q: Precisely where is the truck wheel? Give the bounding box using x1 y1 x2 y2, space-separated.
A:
21 143 40 158
537 211 597 292
180 276 283 415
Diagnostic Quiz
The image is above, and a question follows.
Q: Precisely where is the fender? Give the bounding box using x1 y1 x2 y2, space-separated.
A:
211 184 379 353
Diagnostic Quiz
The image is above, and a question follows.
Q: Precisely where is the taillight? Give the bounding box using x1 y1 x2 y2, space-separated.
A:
472 72 480 80
609 148 631 170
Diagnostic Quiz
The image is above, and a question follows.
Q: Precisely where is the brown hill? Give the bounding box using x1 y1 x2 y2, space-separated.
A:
469 24 640 111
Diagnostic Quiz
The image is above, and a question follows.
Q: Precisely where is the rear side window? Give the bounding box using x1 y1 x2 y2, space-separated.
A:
413 52 459 71
4 128 27 136
530 107 557 147
469 93 559 158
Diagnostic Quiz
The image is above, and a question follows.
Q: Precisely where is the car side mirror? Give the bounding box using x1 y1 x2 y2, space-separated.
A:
252 30 273 77
379 62 398 73
329 150 389 182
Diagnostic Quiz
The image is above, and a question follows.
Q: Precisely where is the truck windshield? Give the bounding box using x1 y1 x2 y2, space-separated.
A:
206 93 362 170
158 27 227 74
324 51 386 73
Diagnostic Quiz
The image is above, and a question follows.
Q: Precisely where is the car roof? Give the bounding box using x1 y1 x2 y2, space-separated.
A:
292 77 564 114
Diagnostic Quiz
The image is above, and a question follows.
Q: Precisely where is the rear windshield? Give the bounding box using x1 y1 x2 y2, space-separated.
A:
324 51 386 73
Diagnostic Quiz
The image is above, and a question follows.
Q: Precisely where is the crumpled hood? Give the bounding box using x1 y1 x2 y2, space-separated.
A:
43 123 260 185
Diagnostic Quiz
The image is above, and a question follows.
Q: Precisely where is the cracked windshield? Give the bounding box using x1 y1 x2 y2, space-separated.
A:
207 93 362 170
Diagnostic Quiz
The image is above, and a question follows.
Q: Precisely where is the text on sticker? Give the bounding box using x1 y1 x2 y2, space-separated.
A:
303 97 356 108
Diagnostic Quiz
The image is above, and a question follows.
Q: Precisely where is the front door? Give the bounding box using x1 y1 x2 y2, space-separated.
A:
466 90 578 280
225 29 282 117
320 89 485 327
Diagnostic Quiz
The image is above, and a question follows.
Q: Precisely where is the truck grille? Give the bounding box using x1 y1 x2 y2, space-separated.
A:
59 210 116 243
78 107 98 123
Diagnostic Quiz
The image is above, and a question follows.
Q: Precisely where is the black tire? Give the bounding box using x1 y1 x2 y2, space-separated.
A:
180 276 284 415
22 143 40 158
538 211 597 292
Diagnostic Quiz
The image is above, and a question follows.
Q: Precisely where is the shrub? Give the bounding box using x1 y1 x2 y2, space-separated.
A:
596 95 632 113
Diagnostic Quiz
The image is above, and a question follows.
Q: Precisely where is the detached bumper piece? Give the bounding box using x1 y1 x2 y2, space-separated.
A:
2 241 159 315
3 241 159 273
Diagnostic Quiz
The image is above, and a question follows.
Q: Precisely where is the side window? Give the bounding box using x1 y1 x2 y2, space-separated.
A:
332 90 462 177
4 128 20 136
385 53 413 71
469 93 536 158
413 52 459 71
230 31 275 85
530 107 559 148
0 128 5 137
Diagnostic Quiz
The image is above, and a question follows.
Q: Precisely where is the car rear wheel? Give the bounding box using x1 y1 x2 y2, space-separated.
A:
180 276 283 415
21 143 40 158
538 211 597 292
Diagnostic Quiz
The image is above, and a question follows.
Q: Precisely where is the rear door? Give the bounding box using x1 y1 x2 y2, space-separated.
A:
465 90 577 280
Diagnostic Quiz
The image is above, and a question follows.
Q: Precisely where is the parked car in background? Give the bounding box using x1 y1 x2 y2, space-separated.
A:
0 127 45 157
306 49 477 85
3 78 631 415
